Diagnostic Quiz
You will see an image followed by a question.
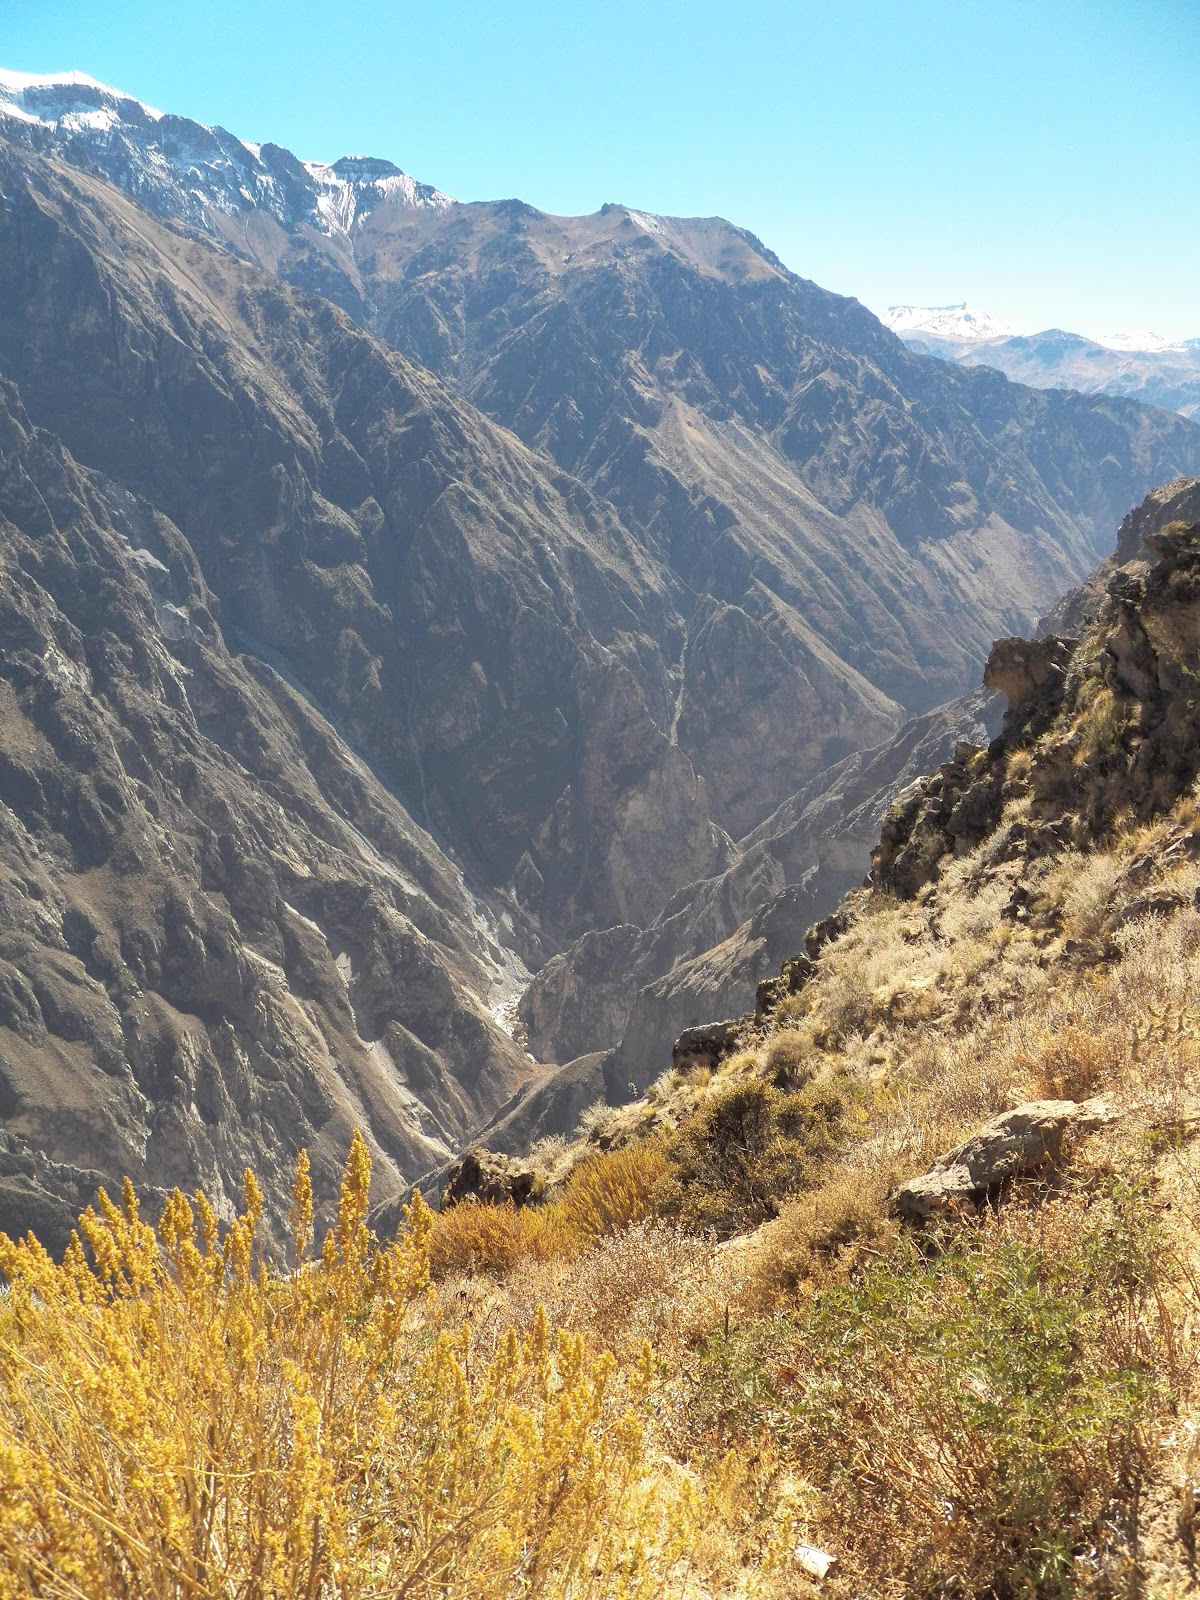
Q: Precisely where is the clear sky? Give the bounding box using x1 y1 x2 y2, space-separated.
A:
4 0 1198 339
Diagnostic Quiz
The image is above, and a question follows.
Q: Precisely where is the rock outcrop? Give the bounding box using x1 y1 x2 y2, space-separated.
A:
893 1099 1112 1224
984 636 1076 715
872 494 1200 909
439 1147 541 1210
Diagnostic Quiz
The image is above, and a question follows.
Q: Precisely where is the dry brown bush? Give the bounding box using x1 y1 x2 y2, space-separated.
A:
476 1221 726 1365
428 1140 670 1281
760 1028 815 1088
737 1165 900 1309
1010 1019 1125 1101
654 1078 847 1238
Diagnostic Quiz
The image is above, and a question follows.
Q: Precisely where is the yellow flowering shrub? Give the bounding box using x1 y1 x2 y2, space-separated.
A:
0 1136 698 1599
428 1140 671 1282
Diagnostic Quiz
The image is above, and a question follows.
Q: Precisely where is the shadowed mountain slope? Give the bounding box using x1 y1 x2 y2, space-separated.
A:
0 374 539 1248
0 140 733 952
6 77 1200 844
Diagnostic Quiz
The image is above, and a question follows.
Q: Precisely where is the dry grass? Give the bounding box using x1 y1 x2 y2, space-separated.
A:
735 1166 901 1308
466 1222 727 1366
561 1140 670 1239
759 1028 815 1088
1075 681 1129 763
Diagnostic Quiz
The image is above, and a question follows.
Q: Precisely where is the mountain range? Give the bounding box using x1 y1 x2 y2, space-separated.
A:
885 302 1200 421
3 68 1200 1236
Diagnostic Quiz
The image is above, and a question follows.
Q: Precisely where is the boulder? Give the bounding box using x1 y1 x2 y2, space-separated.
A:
894 1098 1111 1223
671 1017 745 1073
1105 891 1190 935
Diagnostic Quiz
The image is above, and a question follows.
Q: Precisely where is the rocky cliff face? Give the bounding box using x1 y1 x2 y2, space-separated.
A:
0 144 736 1243
495 478 1200 1131
8 80 1200 839
0 142 731 952
0 376 535 1249
346 205 1200 722
487 475 1200 1200
872 486 1200 907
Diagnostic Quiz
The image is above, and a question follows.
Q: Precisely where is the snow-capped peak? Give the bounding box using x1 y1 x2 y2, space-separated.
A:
0 69 123 93
883 303 1018 342
0 65 453 235
0 69 163 128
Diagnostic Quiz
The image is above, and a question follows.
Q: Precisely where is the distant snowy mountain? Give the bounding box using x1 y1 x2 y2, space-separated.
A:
883 303 1019 341
883 301 1200 420
0 68 452 238
1093 329 1191 355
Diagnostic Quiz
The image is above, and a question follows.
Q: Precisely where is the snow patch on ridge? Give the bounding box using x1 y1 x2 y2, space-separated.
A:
1092 329 1187 354
0 68 164 121
626 208 667 236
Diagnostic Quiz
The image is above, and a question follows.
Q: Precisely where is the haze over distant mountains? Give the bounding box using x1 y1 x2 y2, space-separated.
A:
3 67 1200 1235
884 303 1200 421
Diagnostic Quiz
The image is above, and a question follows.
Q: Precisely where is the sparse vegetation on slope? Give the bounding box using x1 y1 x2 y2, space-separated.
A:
411 494 1200 1591
11 493 1200 1595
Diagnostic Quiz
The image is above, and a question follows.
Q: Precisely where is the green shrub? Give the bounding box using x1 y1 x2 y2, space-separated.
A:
691 1180 1179 1595
654 1078 845 1237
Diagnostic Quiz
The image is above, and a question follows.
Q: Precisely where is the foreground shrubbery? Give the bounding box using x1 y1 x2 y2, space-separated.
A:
2 1122 1198 1597
0 1137 697 1600
9 839 1200 1594
694 1180 1192 1595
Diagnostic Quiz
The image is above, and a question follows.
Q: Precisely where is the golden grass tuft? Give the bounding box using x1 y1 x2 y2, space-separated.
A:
428 1139 670 1281
560 1140 670 1243
759 1028 815 1088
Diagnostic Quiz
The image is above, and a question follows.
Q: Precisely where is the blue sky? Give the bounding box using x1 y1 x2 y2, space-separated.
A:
4 0 1198 338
